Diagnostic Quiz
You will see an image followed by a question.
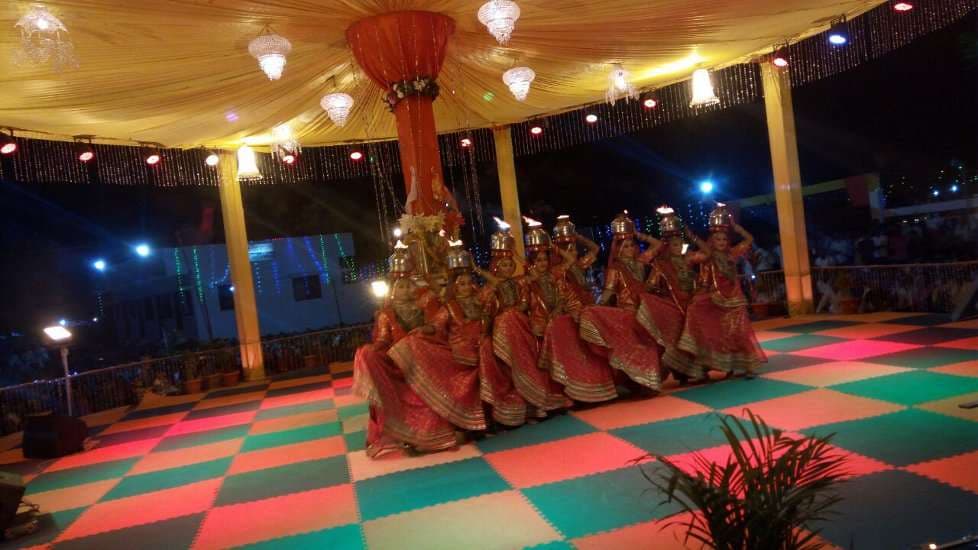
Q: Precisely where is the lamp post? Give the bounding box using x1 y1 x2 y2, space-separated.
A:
43 325 74 416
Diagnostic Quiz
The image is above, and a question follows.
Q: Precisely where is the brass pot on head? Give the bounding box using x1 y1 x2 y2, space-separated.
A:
610 211 635 237
446 241 472 271
708 202 733 232
388 244 413 277
657 206 681 237
524 226 551 251
552 215 576 243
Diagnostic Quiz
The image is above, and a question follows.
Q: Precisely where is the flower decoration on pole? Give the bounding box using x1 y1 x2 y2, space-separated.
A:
689 68 720 107
477 0 521 45
606 63 637 105
248 30 292 80
320 92 354 127
384 77 439 112
13 4 78 71
503 67 535 101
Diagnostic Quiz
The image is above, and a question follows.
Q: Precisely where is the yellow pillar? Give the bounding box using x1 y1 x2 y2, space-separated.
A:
761 61 814 316
492 126 525 257
217 150 265 380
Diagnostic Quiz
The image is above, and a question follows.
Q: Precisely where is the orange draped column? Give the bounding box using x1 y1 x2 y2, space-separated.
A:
347 12 457 221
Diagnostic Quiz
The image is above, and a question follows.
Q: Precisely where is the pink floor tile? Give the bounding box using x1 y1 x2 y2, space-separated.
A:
792 339 919 361
163 410 257 437
192 390 266 411
905 450 978 493
930 360 978 378
936 336 978 350
572 395 712 430
259 388 333 410
761 361 910 387
228 436 346 476
484 432 646 488
56 478 221 542
192 484 358 550
129 439 243 476
754 330 800 343
572 512 696 550
45 438 161 473
347 443 482 482
721 388 903 431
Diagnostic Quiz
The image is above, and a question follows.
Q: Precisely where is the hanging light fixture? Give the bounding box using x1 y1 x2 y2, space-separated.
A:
204 150 220 166
689 68 720 107
141 144 161 166
320 92 354 127
606 64 637 105
13 4 78 71
477 0 521 45
891 1 914 12
585 113 598 124
772 45 789 68
503 67 535 101
0 132 17 155
236 145 262 179
349 149 364 161
828 17 849 46
640 92 658 109
460 137 473 148
248 30 292 80
271 123 300 161
528 119 545 136
76 138 94 162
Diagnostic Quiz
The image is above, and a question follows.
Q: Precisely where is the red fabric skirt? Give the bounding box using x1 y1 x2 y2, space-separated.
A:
579 305 663 391
637 293 700 378
540 314 617 403
389 333 487 432
353 343 457 456
677 292 767 373
478 335 528 426
492 310 571 412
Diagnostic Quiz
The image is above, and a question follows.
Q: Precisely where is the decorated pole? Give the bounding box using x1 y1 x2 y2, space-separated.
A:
347 12 458 222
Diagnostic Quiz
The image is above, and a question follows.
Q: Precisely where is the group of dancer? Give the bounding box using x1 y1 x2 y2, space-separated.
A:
353 203 767 458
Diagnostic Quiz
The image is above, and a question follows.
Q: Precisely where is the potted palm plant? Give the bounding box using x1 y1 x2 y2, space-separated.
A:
182 353 202 394
639 410 848 550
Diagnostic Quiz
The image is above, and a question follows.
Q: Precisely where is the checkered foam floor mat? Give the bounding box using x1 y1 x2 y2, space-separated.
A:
2 313 977 549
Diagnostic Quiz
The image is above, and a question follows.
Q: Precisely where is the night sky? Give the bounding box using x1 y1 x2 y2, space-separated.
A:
0 12 975 333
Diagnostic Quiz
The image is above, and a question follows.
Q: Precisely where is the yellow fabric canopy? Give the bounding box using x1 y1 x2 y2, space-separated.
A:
0 0 883 148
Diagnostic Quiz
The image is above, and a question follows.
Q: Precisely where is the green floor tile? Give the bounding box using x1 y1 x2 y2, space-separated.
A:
523 464 682 539
762 334 845 352
803 409 978 466
475 414 595 454
525 541 574 550
338 402 369 420
240 421 343 452
344 431 366 452
241 524 364 550
356 457 510 521
215 455 349 506
674 378 810 410
864 347 978 369
153 424 251 452
831 370 978 405
101 458 231 501
25 458 138 495
778 320 861 334
254 399 335 421
611 413 737 456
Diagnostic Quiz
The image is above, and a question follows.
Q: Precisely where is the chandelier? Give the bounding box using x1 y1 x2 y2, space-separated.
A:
13 4 78 71
236 145 262 180
248 31 292 80
271 123 300 159
320 93 354 127
606 64 637 105
690 69 720 107
478 0 521 45
502 67 535 101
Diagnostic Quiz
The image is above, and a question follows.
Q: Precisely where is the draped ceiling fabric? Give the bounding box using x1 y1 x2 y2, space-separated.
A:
0 0 886 149
347 12 455 217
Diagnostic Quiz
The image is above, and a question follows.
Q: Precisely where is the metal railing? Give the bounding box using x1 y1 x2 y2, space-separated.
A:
0 324 371 435
747 261 978 315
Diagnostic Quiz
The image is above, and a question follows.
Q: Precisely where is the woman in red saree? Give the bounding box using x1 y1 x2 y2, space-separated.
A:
579 212 664 392
538 218 618 403
388 248 487 434
677 205 767 377
636 207 703 383
353 274 458 457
